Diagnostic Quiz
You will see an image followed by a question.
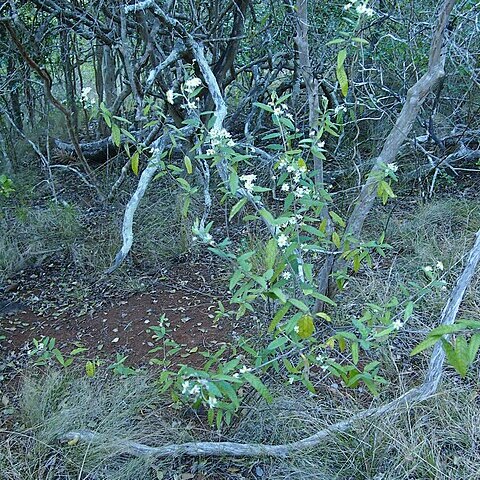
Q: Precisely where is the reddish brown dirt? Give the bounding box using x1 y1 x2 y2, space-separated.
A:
1 260 251 369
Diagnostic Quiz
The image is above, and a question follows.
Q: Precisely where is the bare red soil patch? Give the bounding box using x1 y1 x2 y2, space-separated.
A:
1 259 250 368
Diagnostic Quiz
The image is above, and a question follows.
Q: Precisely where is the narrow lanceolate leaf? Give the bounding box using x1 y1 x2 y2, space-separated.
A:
111 123 121 147
404 301 414 322
229 197 247 221
265 238 278 270
243 372 273 403
336 49 349 97
184 155 193 174
410 334 441 356
131 150 139 175
268 303 290 333
469 333 480 363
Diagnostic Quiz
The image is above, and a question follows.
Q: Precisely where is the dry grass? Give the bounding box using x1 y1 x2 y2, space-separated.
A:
1 367 479 479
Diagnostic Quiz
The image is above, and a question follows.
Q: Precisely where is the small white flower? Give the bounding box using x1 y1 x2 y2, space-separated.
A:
423 266 433 273
288 376 295 384
207 396 218 408
239 365 252 374
334 105 347 115
281 183 290 192
392 319 404 330
294 325 300 333
190 385 200 396
233 373 240 378
344 3 352 10
185 100 197 109
293 172 301 183
436 261 444 271
365 7 374 16
277 234 289 248
387 163 398 172
282 271 292 280
286 165 296 173
317 141 325 149
182 381 190 394
166 89 174 105
206 149 215 156
356 3 367 14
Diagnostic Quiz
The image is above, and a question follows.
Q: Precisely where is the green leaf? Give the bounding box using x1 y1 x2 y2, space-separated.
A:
297 315 315 339
336 49 349 97
268 303 290 333
229 269 243 291
469 333 480 363
289 298 309 313
332 231 341 248
253 102 274 113
270 287 287 304
329 211 346 227
111 123 121 147
351 37 369 45
326 38 346 46
229 198 247 221
410 335 440 356
265 238 278 270
176 177 190 190
267 336 289 350
259 209 275 226
131 150 139 175
184 156 193 174
351 342 359 365
243 373 273 403
404 301 414 322
443 337 470 378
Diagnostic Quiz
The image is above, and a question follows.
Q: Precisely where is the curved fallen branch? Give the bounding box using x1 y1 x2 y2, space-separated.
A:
62 229 480 457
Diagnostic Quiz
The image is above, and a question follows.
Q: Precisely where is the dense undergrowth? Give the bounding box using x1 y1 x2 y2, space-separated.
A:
1 194 479 479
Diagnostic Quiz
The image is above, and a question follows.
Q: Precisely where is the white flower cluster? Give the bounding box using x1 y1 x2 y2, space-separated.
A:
192 223 214 245
385 162 399 174
294 185 310 198
181 379 217 408
166 89 174 105
278 158 308 187
344 0 374 16
209 127 236 148
423 261 444 273
184 77 202 94
232 365 253 378
183 99 199 110
240 174 257 193
80 86 95 105
268 100 294 121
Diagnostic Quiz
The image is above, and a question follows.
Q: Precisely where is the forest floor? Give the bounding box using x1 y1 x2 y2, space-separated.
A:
0 255 257 370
